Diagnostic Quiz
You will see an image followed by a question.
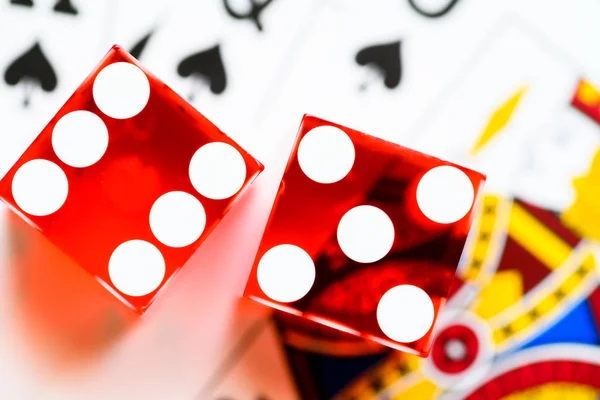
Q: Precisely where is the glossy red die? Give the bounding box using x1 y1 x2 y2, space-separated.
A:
244 115 485 356
0 45 263 312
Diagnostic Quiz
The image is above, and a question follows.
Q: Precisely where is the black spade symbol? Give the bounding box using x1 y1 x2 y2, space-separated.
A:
53 0 78 15
355 40 402 90
177 44 226 101
4 42 58 107
129 32 153 60
10 0 34 7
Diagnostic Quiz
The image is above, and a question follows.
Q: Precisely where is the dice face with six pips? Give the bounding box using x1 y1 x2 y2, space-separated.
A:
244 115 486 356
0 45 263 312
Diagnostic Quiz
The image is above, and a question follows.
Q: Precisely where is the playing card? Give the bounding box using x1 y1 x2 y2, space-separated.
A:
512 87 600 212
0 0 111 179
198 301 300 400
409 17 580 197
117 0 321 144
251 0 504 147
107 0 175 62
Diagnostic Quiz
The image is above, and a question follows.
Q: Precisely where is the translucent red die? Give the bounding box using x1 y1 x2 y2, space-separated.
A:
0 45 263 312
244 115 485 356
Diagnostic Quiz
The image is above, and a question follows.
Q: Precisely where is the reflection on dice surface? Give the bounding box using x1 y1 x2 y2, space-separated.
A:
0 45 263 313
244 115 486 356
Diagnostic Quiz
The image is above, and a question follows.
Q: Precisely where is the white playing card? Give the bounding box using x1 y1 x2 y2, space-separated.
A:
107 0 178 62
408 17 580 197
251 0 504 147
198 300 300 400
512 102 600 211
0 0 112 180
121 0 321 145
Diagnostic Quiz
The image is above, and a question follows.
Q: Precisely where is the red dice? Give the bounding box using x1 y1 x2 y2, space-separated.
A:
0 45 263 312
244 115 485 356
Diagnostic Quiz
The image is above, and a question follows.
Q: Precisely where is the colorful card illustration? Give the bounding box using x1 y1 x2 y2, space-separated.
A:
272 16 600 400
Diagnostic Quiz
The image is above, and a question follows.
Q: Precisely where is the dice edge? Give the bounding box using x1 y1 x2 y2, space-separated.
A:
109 45 266 178
242 114 307 299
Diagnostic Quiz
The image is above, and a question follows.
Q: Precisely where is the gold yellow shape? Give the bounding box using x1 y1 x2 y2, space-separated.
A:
562 148 600 240
510 312 532 334
576 80 600 107
493 324 511 343
581 254 596 273
460 195 505 284
501 382 598 400
535 292 559 316
475 270 523 319
562 269 582 293
392 379 437 400
470 86 527 155
508 203 572 271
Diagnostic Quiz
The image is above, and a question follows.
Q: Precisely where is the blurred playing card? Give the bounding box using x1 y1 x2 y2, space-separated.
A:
123 0 320 143
0 0 111 179
196 300 300 400
513 83 600 211
410 18 580 196
108 0 173 61
252 0 503 145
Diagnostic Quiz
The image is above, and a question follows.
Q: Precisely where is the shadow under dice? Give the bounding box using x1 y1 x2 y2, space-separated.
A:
244 115 486 356
0 45 263 313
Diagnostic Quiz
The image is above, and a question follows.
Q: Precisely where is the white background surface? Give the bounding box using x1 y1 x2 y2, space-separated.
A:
0 0 599 399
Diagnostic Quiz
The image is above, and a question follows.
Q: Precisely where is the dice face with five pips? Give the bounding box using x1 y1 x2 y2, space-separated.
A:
0 45 263 312
243 115 485 356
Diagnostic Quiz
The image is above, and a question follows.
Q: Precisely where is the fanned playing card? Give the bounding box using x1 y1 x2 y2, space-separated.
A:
0 0 112 179
112 0 322 142
251 0 504 146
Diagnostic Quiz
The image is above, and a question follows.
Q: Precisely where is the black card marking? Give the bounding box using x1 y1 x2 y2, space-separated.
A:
10 0 33 7
177 44 227 100
4 42 57 107
355 40 402 90
407 0 461 18
222 0 276 32
53 0 78 15
129 32 153 60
